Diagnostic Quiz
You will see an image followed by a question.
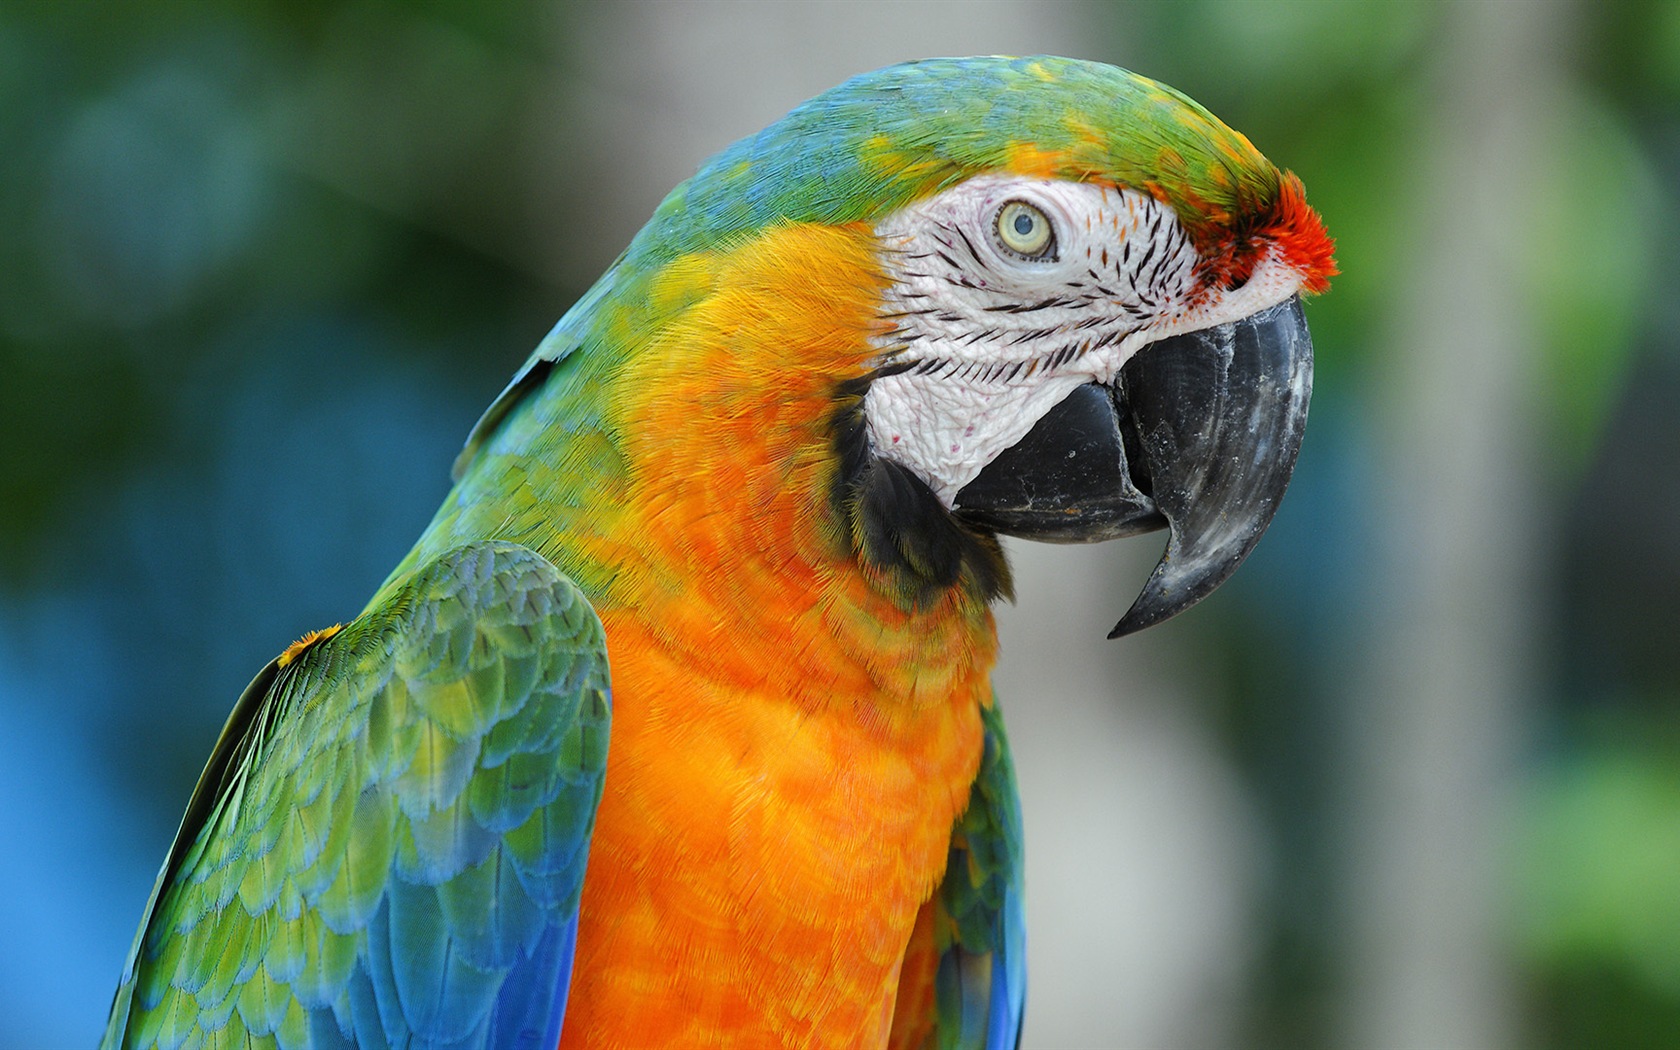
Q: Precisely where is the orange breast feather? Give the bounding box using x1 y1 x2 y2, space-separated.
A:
554 224 997 1048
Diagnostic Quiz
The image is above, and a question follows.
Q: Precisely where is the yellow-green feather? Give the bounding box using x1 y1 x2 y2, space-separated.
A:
103 542 611 1049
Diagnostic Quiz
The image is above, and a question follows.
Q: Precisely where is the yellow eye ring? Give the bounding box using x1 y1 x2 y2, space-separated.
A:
996 200 1055 258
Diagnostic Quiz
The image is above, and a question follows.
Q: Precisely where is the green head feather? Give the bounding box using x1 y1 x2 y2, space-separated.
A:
632 56 1285 267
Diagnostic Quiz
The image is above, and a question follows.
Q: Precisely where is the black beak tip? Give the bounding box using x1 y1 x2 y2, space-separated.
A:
1108 588 1162 639
1107 613 1146 640
1105 562 1228 639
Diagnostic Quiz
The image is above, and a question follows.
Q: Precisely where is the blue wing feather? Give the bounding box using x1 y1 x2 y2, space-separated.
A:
102 541 611 1049
986 880 1026 1050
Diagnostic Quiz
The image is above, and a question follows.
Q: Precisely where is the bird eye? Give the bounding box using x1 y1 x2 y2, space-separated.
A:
995 200 1055 259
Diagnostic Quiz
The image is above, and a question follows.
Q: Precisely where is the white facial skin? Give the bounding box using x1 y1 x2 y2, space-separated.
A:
864 174 1306 504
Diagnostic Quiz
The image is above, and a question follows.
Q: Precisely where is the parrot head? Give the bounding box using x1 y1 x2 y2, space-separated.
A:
461 56 1335 637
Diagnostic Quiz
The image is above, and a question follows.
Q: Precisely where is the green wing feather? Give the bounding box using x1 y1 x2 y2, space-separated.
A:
914 698 1027 1050
102 541 611 1050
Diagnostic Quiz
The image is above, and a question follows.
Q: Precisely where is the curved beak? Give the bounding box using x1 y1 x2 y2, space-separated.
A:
952 295 1313 638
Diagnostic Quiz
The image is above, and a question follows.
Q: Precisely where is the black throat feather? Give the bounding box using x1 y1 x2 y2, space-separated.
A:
828 369 1013 610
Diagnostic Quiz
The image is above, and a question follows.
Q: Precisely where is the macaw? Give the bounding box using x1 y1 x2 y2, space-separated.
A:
103 55 1333 1049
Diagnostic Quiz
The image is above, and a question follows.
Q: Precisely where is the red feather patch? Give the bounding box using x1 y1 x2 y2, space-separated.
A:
1190 170 1336 299
1263 172 1337 294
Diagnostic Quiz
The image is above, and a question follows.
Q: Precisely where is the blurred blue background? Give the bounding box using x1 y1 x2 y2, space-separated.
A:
4 1 1678 1046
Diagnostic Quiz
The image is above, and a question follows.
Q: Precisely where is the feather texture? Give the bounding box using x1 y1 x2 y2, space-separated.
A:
106 55 1331 1048
889 699 1026 1050
103 542 611 1049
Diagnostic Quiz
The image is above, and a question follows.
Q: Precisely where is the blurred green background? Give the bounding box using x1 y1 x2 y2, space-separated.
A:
3 1 1678 1046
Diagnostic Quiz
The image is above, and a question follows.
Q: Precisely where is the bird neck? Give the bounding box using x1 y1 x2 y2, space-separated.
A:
398 220 1003 721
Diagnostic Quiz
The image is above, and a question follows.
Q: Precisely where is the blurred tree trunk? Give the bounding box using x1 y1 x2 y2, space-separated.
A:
1341 1 1561 1046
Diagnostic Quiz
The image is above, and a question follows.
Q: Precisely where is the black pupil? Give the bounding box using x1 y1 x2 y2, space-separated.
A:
1013 212 1034 236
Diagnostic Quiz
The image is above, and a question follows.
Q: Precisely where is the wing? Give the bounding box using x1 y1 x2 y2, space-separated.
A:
890 698 1027 1050
102 541 611 1050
